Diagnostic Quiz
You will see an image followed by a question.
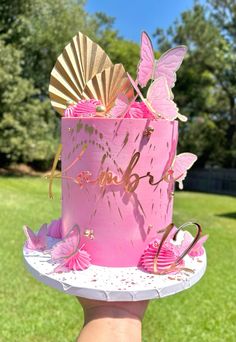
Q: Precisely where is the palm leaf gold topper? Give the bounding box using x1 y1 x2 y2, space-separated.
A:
82 64 134 115
49 32 113 115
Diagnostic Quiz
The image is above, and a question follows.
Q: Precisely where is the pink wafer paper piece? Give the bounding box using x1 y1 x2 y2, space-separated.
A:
164 152 197 189
137 31 187 88
50 225 91 272
180 233 209 257
47 218 62 239
127 73 184 121
110 94 130 118
23 224 47 251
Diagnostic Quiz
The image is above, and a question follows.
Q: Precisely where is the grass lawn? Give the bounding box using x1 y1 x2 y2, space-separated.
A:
0 177 236 342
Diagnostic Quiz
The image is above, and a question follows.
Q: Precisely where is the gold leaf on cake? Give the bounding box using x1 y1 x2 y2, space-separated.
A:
49 32 113 115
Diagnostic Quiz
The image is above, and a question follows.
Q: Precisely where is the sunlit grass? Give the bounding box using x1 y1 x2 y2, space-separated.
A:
0 177 235 341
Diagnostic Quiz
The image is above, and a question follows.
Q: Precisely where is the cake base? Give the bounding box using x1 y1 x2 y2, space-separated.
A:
23 236 206 301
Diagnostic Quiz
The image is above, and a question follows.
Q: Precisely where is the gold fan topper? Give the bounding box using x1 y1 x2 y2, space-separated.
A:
49 32 133 116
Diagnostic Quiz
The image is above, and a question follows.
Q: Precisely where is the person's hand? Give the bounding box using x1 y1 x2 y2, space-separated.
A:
77 297 149 342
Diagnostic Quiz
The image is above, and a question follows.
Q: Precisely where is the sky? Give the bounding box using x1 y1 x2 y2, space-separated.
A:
86 0 206 43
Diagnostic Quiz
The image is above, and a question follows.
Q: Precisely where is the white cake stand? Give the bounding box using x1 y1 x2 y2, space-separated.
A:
23 236 207 301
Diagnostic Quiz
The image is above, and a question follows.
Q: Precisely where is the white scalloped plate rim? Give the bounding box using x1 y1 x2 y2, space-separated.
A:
23 236 207 301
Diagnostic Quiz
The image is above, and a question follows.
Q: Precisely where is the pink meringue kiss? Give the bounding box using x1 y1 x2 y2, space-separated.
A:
47 218 62 239
64 99 103 117
140 240 184 274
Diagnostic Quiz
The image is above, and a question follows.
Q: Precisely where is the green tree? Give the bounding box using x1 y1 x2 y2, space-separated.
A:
0 0 134 168
0 40 57 166
155 1 236 167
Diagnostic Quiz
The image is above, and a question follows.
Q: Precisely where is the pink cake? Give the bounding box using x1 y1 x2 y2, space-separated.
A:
24 31 207 276
61 118 178 266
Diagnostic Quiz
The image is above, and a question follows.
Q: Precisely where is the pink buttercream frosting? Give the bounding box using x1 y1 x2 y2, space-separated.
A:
64 99 102 117
140 239 184 274
125 101 155 119
140 227 207 273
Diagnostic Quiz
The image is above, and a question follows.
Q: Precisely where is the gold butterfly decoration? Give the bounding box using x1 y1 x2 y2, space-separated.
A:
49 32 133 116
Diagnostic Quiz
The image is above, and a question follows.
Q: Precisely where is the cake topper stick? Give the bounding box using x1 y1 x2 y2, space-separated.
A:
47 144 62 199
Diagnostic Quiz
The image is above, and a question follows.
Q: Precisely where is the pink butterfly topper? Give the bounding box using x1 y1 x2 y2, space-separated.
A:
137 31 187 88
51 225 91 272
179 231 208 257
23 224 47 251
188 235 208 257
110 93 130 118
127 73 186 121
164 152 197 189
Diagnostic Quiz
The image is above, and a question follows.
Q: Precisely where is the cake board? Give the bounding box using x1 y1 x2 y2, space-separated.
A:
23 236 207 302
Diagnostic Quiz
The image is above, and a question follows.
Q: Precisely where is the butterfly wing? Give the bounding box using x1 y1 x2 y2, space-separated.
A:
177 113 188 122
146 77 179 120
137 31 155 87
23 225 37 249
37 224 47 240
155 46 187 88
188 235 208 257
172 153 197 188
23 224 47 251
110 94 130 118
51 225 80 261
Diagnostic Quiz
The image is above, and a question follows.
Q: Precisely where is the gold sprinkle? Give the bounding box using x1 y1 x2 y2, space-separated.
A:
143 126 154 138
84 229 94 240
147 224 153 234
77 121 83 133
118 207 123 219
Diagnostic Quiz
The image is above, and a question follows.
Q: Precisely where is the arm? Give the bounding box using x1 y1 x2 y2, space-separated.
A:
77 298 149 342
